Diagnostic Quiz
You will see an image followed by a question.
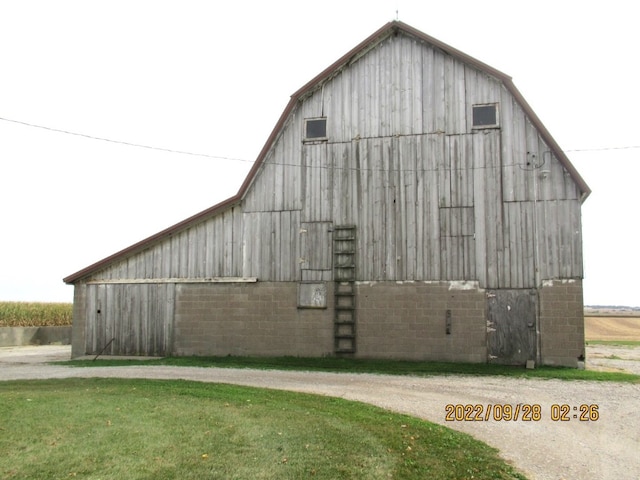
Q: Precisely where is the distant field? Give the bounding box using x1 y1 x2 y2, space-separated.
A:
0 302 72 327
584 307 640 317
585 316 640 342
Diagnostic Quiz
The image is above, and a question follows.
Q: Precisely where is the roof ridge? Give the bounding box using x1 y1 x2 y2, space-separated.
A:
63 21 590 284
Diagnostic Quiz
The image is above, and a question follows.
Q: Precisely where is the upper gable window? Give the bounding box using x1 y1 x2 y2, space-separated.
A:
472 104 499 129
304 118 327 141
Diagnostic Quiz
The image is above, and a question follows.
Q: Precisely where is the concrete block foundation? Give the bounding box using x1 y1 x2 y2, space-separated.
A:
173 280 487 362
539 279 585 368
71 278 585 367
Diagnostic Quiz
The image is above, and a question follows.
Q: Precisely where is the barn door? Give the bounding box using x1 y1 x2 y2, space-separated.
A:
487 290 537 365
85 283 174 356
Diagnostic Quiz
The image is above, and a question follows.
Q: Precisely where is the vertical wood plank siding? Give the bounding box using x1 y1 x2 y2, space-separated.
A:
94 206 244 280
86 32 582 289
85 283 174 356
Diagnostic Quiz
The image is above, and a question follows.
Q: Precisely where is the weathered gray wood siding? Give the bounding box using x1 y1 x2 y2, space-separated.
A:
241 32 582 288
83 31 582 290
84 283 174 356
86 206 244 281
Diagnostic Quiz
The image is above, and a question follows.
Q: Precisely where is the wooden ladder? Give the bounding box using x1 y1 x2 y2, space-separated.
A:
333 225 356 354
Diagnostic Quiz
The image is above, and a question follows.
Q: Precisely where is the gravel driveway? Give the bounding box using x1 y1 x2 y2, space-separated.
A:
1 345 639 480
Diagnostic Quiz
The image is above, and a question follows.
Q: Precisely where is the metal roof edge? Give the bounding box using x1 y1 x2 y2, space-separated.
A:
64 21 590 284
399 21 590 201
502 78 591 201
63 196 241 284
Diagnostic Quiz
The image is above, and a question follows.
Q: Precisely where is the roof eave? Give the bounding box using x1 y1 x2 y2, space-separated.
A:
286 20 590 199
63 196 242 284
503 78 591 201
63 20 590 284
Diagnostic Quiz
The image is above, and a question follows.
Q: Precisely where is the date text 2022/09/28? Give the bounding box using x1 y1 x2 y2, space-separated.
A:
445 404 600 422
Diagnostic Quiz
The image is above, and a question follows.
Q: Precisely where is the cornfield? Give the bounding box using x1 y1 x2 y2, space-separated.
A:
0 302 72 327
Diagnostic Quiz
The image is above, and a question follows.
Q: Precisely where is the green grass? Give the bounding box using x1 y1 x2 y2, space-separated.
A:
0 378 526 480
0 301 72 327
586 340 640 347
64 355 640 383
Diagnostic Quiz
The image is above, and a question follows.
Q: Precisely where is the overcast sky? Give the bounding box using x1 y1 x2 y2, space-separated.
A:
1 0 638 306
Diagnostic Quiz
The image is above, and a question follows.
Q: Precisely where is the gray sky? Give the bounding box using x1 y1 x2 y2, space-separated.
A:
1 0 638 306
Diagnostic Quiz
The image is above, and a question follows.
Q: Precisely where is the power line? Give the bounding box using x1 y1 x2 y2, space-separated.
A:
565 145 640 153
0 116 254 163
1 115 638 170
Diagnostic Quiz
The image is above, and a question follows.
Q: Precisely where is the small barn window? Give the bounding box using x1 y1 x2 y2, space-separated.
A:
304 118 327 141
472 104 499 129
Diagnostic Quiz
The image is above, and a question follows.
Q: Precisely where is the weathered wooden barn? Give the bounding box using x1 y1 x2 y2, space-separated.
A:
64 21 590 367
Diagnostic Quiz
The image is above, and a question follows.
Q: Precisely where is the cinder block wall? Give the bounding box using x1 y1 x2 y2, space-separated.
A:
173 280 488 361
539 279 585 367
356 282 487 362
73 279 583 365
173 282 335 357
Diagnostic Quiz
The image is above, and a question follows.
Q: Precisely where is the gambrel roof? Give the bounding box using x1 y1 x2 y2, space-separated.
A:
64 21 590 284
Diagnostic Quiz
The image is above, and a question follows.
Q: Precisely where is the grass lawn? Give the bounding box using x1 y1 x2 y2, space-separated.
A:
65 355 640 383
586 340 640 347
0 378 526 480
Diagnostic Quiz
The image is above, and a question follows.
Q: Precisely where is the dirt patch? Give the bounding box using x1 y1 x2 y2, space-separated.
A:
581 316 640 374
586 344 640 375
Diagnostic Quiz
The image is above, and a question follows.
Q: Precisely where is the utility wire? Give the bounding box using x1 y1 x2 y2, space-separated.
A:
0 116 253 163
1 115 638 172
565 145 640 153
